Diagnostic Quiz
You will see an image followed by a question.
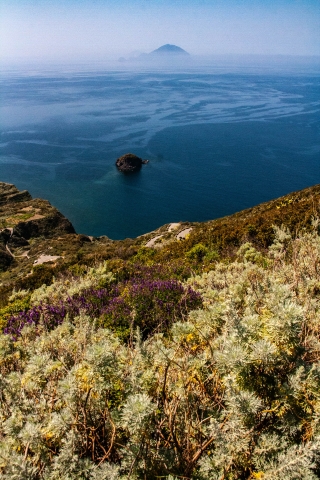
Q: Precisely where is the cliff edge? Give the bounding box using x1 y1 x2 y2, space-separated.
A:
0 182 75 270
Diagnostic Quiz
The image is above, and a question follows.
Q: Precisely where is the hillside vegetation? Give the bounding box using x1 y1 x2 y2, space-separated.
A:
0 184 320 479
1 183 319 304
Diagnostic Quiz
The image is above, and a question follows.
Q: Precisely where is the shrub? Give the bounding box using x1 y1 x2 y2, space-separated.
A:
126 278 201 335
100 278 202 339
186 243 209 261
0 290 31 332
1 225 320 478
4 270 201 342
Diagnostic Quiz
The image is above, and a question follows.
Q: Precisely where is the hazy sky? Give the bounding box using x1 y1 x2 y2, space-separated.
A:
1 0 319 63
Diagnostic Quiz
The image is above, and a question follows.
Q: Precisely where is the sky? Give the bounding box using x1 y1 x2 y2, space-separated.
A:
0 0 319 63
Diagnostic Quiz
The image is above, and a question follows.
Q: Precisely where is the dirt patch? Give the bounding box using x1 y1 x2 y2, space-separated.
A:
145 235 164 248
27 214 45 221
20 206 34 212
168 223 181 232
177 228 193 240
34 254 61 265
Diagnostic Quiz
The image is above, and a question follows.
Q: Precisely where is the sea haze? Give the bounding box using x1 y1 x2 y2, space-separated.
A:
0 62 319 239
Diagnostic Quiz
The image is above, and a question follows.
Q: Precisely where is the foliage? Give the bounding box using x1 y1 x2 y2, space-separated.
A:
14 264 64 293
100 278 202 339
186 243 209 261
0 290 31 332
0 223 320 478
1 185 319 307
3 264 201 342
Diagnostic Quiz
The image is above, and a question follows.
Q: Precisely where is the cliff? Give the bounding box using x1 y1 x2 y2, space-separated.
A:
0 182 75 271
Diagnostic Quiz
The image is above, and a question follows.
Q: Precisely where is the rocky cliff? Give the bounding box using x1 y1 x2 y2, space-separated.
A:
0 182 75 270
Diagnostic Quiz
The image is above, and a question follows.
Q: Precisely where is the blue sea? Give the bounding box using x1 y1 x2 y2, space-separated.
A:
0 59 319 239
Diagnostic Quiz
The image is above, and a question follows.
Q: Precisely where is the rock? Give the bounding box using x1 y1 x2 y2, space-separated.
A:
0 182 75 271
0 182 75 240
0 248 13 270
77 234 92 244
116 153 143 173
13 212 75 240
0 182 32 205
0 229 12 246
8 235 29 248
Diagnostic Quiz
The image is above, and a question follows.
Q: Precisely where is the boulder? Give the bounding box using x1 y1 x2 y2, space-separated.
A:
116 153 143 173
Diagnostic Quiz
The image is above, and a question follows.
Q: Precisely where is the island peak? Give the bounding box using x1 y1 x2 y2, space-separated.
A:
150 44 190 56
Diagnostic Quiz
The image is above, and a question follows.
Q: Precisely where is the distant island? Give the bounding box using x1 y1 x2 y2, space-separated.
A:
119 44 190 63
149 44 190 56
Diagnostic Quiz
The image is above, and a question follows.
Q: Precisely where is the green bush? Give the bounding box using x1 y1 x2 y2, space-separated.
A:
186 243 209 261
0 290 30 332
131 246 157 265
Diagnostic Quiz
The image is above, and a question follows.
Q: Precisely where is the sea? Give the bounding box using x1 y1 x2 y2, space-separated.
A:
0 57 319 239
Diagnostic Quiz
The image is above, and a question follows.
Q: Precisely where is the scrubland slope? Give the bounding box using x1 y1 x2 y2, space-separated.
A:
0 183 319 479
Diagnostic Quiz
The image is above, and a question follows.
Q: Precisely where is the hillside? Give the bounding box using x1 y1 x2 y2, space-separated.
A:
0 181 319 304
0 182 320 478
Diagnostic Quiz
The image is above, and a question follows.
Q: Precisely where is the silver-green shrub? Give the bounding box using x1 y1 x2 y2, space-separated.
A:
1 225 319 478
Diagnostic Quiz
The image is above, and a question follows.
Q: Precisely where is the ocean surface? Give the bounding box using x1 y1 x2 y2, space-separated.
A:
0 60 319 239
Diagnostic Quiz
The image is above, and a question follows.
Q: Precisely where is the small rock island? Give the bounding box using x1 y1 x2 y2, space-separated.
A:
116 153 148 173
